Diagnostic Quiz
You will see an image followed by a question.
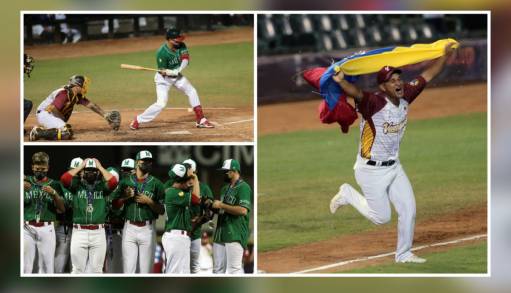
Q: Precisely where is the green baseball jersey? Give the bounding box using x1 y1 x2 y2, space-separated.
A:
191 182 214 240
213 180 252 248
156 43 189 70
66 176 117 225
114 174 164 222
24 176 64 222
164 187 193 232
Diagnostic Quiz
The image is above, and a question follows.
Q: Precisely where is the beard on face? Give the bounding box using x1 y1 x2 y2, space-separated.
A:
223 173 231 183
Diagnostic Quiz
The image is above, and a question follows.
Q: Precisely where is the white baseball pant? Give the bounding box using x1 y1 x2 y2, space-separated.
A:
162 230 190 274
70 226 107 274
54 225 72 273
36 111 66 129
342 158 416 262
23 222 56 274
136 73 201 123
190 238 201 274
212 242 244 274
122 221 155 274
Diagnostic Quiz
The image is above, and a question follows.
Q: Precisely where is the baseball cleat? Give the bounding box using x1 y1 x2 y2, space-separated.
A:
330 184 348 214
29 126 40 141
397 254 427 264
196 117 214 128
129 118 139 130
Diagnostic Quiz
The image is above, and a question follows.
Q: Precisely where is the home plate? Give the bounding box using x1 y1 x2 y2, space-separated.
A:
164 130 192 135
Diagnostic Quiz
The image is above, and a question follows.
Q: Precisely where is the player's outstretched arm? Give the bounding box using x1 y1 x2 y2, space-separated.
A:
85 102 107 118
332 70 364 103
421 42 457 82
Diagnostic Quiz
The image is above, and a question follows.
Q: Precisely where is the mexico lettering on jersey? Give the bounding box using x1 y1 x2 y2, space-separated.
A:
24 176 64 222
37 87 90 122
156 43 190 70
357 76 427 162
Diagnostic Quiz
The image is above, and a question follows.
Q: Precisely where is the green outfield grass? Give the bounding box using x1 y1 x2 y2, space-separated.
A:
259 113 487 252
24 42 253 109
339 242 487 274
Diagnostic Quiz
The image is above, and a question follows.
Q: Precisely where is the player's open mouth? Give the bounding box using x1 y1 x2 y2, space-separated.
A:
395 88 402 94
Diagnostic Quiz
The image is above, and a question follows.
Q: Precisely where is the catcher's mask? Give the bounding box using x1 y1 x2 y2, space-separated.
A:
166 28 185 42
68 75 91 95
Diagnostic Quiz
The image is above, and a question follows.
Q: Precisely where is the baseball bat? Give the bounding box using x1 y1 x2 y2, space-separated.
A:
120 64 160 73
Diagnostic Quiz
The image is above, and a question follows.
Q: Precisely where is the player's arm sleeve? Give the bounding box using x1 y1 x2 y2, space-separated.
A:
403 76 427 104
180 44 190 61
237 184 252 212
60 172 79 192
358 92 387 120
177 59 188 73
78 96 90 106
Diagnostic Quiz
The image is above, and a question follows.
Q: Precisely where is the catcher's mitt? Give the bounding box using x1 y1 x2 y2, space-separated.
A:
105 111 121 131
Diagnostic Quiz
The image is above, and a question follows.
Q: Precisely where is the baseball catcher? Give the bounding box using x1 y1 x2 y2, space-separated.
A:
29 75 122 141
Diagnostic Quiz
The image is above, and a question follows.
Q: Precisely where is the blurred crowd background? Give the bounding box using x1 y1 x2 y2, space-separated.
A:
258 13 487 103
24 14 253 45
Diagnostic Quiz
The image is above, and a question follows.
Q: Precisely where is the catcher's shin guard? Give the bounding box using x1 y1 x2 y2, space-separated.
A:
29 126 73 141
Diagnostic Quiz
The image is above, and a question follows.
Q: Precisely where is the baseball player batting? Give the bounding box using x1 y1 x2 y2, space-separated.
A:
60 158 118 273
129 28 214 130
212 159 252 274
162 164 201 274
29 75 120 141
329 42 457 263
112 150 165 274
23 152 65 274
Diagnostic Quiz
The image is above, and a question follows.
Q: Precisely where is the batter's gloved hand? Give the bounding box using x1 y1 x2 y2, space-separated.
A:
104 110 121 131
162 69 179 77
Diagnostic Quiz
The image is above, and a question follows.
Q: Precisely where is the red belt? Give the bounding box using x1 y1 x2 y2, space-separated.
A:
26 221 52 227
73 224 103 230
128 220 152 227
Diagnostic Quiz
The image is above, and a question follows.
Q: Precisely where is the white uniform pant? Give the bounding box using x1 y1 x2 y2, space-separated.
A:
122 221 155 274
70 227 107 274
54 225 72 273
162 230 190 274
137 73 201 123
190 238 201 274
343 159 416 262
36 110 66 129
212 242 244 274
23 222 55 274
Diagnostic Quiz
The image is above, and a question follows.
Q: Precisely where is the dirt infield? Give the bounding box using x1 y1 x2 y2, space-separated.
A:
24 107 253 142
259 204 487 273
25 27 253 60
259 83 487 136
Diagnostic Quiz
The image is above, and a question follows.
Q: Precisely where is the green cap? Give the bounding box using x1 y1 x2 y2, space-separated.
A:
219 159 241 173
136 150 153 161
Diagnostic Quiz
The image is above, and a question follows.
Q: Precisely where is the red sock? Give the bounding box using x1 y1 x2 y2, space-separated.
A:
193 105 204 123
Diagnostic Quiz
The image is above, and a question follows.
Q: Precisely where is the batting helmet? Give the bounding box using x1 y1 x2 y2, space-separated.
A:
166 28 185 42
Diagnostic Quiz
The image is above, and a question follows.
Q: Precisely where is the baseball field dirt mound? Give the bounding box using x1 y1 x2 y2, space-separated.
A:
25 27 253 60
258 204 486 273
259 83 487 136
24 107 253 142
